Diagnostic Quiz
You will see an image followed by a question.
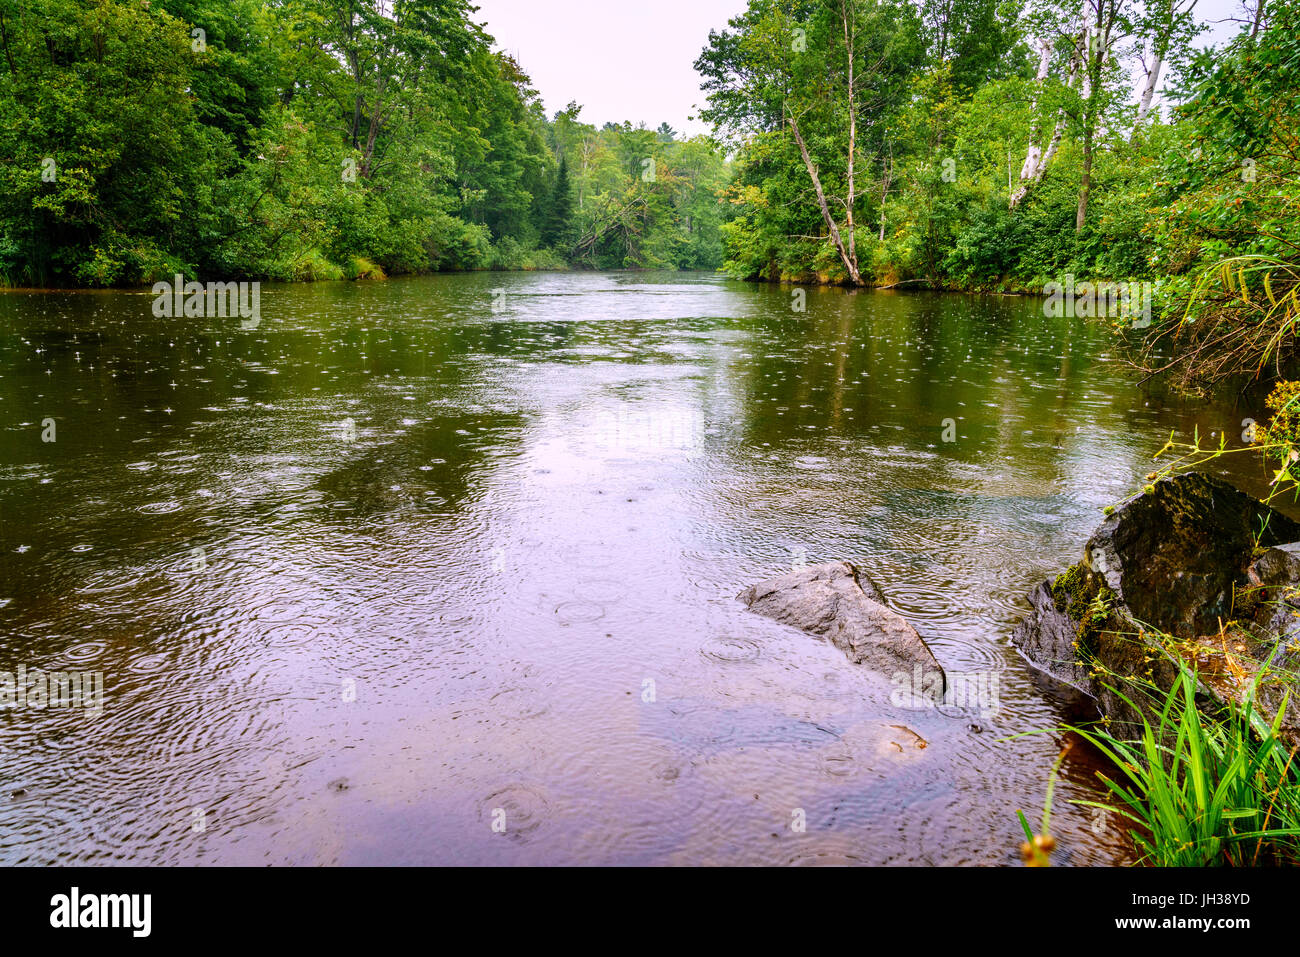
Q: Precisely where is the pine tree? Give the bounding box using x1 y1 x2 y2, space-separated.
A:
541 157 575 249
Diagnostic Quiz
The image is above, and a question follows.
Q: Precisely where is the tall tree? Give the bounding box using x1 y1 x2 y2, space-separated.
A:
1131 0 1201 134
696 0 923 285
1074 0 1129 230
540 156 574 248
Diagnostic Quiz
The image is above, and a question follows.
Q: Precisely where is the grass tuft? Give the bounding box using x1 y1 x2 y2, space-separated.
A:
1072 662 1300 866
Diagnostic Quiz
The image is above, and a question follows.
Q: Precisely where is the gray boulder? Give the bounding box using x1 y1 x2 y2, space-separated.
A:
737 561 946 690
1013 472 1300 744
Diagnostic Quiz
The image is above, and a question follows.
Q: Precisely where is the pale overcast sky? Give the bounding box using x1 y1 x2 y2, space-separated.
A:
471 0 1253 135
471 0 750 136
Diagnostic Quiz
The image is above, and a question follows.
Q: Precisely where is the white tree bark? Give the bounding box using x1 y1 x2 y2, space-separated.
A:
1016 38 1054 184
1039 111 1068 174
1133 40 1162 130
788 114 861 285
1132 0 1198 137
841 0 859 279
1011 30 1083 208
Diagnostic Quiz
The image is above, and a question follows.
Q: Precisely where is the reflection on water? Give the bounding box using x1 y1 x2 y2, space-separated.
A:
0 273 1279 864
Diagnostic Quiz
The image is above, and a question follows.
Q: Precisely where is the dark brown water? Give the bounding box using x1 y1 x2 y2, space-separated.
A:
0 272 1277 864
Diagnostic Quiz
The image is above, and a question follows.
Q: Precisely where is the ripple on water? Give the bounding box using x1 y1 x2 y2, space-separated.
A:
488 686 550 721
648 756 690 786
261 623 322 649
539 726 707 851
570 579 626 603
818 745 857 778
77 575 137 597
554 600 604 625
0 788 73 863
0 273 1159 866
479 783 551 843
127 652 170 675
700 636 762 664
793 456 830 470
556 543 617 570
61 641 107 664
925 633 1009 676
47 739 116 789
782 839 872 867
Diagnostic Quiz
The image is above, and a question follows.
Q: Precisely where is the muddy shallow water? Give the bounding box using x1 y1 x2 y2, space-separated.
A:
0 272 1277 864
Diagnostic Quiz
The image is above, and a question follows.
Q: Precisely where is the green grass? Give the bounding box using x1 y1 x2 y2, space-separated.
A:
1072 664 1300 866
344 256 387 281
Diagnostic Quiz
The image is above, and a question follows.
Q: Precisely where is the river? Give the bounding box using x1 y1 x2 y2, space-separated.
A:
0 271 1275 864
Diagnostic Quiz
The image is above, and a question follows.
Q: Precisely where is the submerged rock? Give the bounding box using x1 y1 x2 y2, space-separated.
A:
737 561 946 690
1013 472 1300 743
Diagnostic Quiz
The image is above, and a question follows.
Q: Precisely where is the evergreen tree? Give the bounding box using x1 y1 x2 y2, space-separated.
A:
541 157 575 249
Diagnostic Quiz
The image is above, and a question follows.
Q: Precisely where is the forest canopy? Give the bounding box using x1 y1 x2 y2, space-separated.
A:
696 0 1284 288
0 0 730 285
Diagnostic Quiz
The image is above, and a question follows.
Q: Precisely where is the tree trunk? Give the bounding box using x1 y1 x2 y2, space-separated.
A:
1133 41 1162 132
879 152 892 241
1039 113 1067 175
788 115 860 284
360 72 387 179
1014 39 1053 188
1011 36 1081 207
1251 0 1266 38
1076 122 1093 232
579 138 591 211
841 0 859 278
1077 3 1107 232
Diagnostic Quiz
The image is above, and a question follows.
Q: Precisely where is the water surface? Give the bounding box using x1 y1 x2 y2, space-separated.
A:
0 272 1276 864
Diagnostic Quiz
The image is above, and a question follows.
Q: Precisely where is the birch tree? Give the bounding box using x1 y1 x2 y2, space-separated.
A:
696 0 923 285
1010 5 1087 207
1132 0 1201 135
1074 0 1130 231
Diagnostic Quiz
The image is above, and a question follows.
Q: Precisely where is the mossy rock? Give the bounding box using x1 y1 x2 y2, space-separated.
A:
1016 473 1300 746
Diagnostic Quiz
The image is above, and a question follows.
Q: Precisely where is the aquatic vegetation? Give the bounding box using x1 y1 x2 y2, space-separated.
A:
344 257 387 281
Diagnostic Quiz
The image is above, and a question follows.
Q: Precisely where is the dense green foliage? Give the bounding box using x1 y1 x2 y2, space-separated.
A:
0 0 729 285
696 0 1293 338
1139 1 1300 390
